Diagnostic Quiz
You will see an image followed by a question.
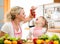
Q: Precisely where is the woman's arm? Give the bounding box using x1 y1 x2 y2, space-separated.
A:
23 14 34 23
27 28 33 40
0 31 6 37
0 23 9 37
23 6 36 23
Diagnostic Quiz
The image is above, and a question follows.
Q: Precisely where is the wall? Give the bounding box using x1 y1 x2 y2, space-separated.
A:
0 0 10 29
10 0 53 17
0 0 4 29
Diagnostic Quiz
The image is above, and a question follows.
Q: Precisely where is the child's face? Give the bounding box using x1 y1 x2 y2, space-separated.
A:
35 17 45 27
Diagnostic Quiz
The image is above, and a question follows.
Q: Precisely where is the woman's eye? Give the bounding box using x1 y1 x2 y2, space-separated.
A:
36 19 38 21
23 13 24 15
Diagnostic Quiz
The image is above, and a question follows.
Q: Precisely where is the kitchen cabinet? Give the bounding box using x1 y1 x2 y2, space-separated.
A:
44 3 60 29
54 0 60 3
35 3 60 29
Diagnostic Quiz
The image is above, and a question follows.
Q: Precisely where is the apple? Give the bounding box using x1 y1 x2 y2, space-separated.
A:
48 40 54 44
33 38 37 44
17 39 23 44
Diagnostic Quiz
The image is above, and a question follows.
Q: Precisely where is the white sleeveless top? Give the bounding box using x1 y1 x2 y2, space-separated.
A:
1 22 22 38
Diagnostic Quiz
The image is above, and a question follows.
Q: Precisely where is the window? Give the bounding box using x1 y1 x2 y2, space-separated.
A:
0 0 10 29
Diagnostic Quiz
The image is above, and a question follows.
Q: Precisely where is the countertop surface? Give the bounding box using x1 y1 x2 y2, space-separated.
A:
48 28 60 33
46 28 60 37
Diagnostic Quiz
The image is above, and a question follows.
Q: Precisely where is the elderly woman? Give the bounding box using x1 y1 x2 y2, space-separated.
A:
0 6 36 38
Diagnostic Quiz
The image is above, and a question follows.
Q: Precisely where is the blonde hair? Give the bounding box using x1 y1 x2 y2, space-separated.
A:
5 6 23 22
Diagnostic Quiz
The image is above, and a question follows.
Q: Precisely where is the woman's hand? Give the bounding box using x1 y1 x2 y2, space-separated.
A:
29 6 37 18
23 6 37 23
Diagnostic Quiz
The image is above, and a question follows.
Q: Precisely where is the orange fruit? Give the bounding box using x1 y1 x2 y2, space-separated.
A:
12 41 17 44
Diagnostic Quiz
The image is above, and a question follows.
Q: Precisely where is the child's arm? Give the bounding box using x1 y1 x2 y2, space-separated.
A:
44 28 48 34
27 29 33 40
42 28 48 34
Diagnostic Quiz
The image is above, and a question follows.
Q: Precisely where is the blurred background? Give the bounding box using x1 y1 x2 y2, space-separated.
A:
0 0 52 29
0 0 60 39
0 0 59 29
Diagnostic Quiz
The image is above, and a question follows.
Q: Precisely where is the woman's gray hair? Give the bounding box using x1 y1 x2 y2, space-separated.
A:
5 6 23 22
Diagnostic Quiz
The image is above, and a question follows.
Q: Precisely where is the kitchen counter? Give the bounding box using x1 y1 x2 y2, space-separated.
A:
46 28 60 37
47 28 60 33
23 42 33 44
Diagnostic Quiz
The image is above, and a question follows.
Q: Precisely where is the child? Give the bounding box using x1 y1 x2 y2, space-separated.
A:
28 16 48 39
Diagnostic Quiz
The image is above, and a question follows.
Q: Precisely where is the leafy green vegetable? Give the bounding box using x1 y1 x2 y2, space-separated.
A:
50 34 59 41
38 34 49 40
0 38 4 44
4 34 9 38
9 37 19 41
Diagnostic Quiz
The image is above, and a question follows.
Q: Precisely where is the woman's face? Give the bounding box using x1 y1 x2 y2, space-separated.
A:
17 9 26 21
35 17 45 27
